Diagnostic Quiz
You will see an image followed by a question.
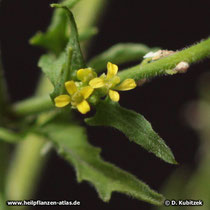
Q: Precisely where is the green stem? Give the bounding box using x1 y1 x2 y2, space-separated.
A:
13 95 53 116
0 48 10 210
5 134 47 200
0 127 21 143
0 189 8 210
0 142 10 210
5 0 107 207
72 0 107 51
119 38 210 81
72 0 107 34
12 38 210 117
11 0 108 117
5 77 52 206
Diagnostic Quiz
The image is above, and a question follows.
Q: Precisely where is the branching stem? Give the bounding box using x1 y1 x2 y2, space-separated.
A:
12 38 210 116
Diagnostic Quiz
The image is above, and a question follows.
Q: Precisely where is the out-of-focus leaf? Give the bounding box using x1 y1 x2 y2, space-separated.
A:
185 160 210 210
156 168 190 210
0 191 7 210
0 127 22 143
0 142 10 210
184 100 210 209
29 0 81 55
79 27 98 42
88 43 159 73
86 100 177 164
41 122 164 205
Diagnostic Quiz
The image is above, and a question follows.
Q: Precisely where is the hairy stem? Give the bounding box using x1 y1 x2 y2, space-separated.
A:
119 38 210 81
12 38 210 117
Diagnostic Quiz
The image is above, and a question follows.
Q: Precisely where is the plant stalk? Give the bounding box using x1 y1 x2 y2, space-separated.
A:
13 95 53 116
5 0 107 207
0 48 10 210
11 38 210 117
119 38 210 81
0 127 22 143
5 134 47 201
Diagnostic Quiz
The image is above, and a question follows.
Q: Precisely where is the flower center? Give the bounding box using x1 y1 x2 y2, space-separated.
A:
71 92 84 106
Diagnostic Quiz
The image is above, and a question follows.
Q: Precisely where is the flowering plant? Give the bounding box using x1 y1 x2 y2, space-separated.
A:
0 0 210 209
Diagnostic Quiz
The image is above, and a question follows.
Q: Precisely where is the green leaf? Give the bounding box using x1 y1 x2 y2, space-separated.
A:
54 5 86 76
88 43 159 73
38 52 70 98
38 53 65 88
78 27 98 42
41 122 164 205
38 5 86 99
85 100 177 164
50 4 86 76
29 0 81 55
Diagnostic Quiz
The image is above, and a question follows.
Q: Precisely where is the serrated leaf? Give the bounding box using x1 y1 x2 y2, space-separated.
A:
85 100 177 164
29 0 81 55
41 122 164 205
57 5 86 76
88 43 159 73
38 6 86 99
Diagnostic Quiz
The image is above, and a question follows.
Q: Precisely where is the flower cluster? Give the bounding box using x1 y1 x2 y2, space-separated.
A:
54 62 136 114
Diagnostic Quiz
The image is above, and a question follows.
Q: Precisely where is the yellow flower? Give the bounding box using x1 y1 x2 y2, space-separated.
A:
89 62 136 102
54 81 93 114
76 68 97 83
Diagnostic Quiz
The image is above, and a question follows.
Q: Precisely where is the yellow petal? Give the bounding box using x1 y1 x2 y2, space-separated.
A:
109 90 120 102
65 81 77 95
80 86 94 99
89 77 104 88
115 79 136 91
54 95 71 107
107 62 118 79
76 100 90 114
77 68 96 82
111 76 121 87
